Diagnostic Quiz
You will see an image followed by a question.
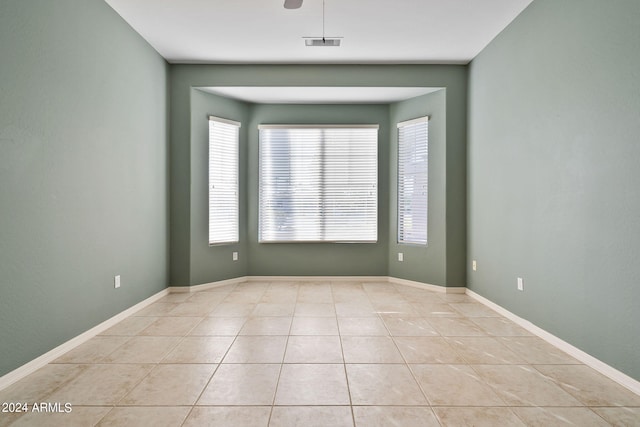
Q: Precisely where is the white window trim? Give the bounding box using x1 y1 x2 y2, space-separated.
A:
208 115 240 245
397 115 429 246
259 124 379 243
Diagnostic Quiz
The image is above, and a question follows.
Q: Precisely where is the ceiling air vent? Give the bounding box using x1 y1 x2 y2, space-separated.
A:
305 38 341 47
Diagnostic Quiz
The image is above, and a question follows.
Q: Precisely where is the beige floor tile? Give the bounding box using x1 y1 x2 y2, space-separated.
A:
534 364 640 407
139 316 202 336
592 407 640 426
158 293 192 303
47 364 152 405
275 364 350 405
332 291 370 305
445 337 525 364
512 407 610 426
297 284 334 303
372 302 418 318
198 364 280 405
0 364 87 403
97 406 190 427
471 317 533 336
101 336 181 363
473 365 583 406
394 337 466 364
353 406 440 427
395 286 442 300
0 411 23 427
253 303 296 317
412 364 505 406
162 336 234 363
450 302 501 317
186 291 227 305
427 317 487 336
334 302 377 317
168 302 213 317
337 317 389 336
223 290 265 304
261 289 298 304
341 336 404 363
53 336 130 364
100 316 158 336
209 302 256 317
290 317 339 335
121 364 215 405
270 406 353 427
188 317 246 336
183 406 271 427
381 316 439 336
411 303 461 317
295 303 336 317
11 406 110 427
346 364 427 405
133 302 179 316
223 336 287 363
498 336 579 364
239 317 292 335
284 336 344 363
434 407 525 427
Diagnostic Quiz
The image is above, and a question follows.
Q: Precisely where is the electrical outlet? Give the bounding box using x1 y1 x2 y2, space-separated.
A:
517 277 524 291
398 253 404 262
472 260 477 271
232 252 238 261
114 275 121 289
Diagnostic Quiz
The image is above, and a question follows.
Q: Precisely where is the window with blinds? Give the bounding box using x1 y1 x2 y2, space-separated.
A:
397 116 429 245
259 125 378 243
208 116 240 245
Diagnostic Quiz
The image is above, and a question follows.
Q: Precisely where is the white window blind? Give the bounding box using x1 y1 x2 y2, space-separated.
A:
209 116 240 245
259 125 378 243
398 116 429 245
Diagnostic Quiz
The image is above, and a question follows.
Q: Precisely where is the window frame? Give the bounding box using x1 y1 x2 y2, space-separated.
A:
208 115 240 246
258 124 379 243
397 115 429 246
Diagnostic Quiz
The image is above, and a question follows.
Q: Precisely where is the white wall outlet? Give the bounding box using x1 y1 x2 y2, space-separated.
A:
472 260 477 271
114 275 121 289
517 277 524 291
232 252 238 261
398 252 404 262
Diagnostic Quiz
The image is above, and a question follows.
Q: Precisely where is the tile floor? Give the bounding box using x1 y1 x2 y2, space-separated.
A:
1 280 639 426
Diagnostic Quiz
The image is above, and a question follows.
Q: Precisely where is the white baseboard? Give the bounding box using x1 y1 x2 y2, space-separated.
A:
466 289 640 396
245 275 387 283
0 288 170 391
168 276 249 293
388 276 464 294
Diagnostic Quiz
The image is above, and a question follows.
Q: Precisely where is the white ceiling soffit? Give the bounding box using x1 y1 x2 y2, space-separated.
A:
105 0 534 64
199 87 442 104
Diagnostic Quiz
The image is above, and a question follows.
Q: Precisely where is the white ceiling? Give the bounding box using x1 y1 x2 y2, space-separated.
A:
200 86 442 104
105 0 534 65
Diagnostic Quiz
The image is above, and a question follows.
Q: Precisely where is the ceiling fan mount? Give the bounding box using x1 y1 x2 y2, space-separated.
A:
284 0 303 9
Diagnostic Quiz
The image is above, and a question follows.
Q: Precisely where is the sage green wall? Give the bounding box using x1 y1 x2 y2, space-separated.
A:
246 103 390 276
170 65 467 285
468 0 640 380
189 89 249 284
389 90 448 285
0 0 168 376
